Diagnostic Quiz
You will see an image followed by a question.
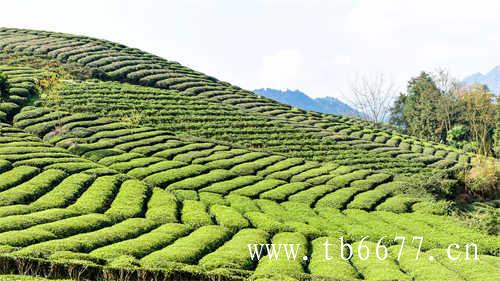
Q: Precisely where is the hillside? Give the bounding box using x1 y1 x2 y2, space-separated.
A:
0 28 498 281
463 65 500 94
253 88 359 116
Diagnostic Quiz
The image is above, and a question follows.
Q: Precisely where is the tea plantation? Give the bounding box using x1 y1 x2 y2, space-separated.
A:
0 28 497 281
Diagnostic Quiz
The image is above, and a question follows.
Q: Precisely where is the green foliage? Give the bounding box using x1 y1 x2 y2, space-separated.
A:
199 228 269 270
0 166 40 192
90 223 191 261
145 187 178 223
210 204 249 231
351 241 410 281
390 246 464 281
105 179 148 222
140 225 232 266
0 169 66 206
181 200 213 227
68 175 121 213
309 237 360 280
0 71 9 101
252 232 308 280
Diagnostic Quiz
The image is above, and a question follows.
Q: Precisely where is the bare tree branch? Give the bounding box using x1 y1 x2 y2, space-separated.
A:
344 73 397 123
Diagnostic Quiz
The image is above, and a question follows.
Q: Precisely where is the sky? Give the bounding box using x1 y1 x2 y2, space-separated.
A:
2 0 500 98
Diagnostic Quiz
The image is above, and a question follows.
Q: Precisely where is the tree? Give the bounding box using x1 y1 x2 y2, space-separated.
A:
432 69 463 142
389 70 464 143
389 93 407 128
37 71 65 128
0 71 8 101
347 73 396 123
458 84 496 156
402 72 442 142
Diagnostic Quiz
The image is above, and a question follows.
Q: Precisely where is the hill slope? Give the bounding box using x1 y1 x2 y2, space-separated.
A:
0 28 497 281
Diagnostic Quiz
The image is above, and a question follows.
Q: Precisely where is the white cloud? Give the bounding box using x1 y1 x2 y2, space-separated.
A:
332 55 351 66
258 50 303 90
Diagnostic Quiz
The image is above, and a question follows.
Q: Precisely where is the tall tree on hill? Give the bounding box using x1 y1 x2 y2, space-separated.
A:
402 72 443 142
347 73 396 123
458 84 496 156
432 69 464 141
390 70 464 143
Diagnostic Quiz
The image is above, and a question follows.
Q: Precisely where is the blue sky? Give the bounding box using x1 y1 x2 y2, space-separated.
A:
2 0 500 98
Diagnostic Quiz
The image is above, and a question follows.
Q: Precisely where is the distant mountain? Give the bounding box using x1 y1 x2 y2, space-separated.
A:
253 88 359 116
462 66 500 94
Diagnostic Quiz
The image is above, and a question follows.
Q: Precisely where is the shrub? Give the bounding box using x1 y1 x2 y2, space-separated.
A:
181 200 213 227
230 179 286 198
315 187 361 209
143 164 209 188
256 158 304 177
0 208 78 234
0 166 40 192
199 192 227 207
201 175 262 195
191 149 247 165
167 169 235 191
284 221 323 239
347 181 404 210
30 213 111 239
172 189 198 201
105 179 149 222
30 173 94 210
290 163 338 182
210 205 249 230
0 169 66 206
252 232 308 280
83 148 124 162
205 152 267 170
140 225 232 266
15 218 158 257
411 200 454 215
375 195 420 213
244 212 289 234
225 194 259 213
151 143 214 159
288 184 338 206
199 228 269 270
255 199 292 222
90 223 191 260
69 175 121 213
308 237 361 280
172 145 229 163
325 169 373 187
462 158 498 199
391 246 463 281
427 248 499 281
351 241 410 281
145 187 178 223
266 162 320 181
229 155 285 175
97 152 142 166
109 157 163 173
259 182 311 202
44 162 102 173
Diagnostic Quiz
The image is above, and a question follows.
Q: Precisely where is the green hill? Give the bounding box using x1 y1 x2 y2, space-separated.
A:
0 28 497 281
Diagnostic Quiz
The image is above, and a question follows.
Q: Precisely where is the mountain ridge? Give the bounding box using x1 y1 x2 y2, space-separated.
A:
462 65 500 94
253 88 359 116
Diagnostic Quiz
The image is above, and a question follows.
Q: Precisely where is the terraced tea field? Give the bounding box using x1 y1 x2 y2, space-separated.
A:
0 28 498 281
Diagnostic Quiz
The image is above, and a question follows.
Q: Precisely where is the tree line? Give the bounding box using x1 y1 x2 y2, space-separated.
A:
349 70 498 158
